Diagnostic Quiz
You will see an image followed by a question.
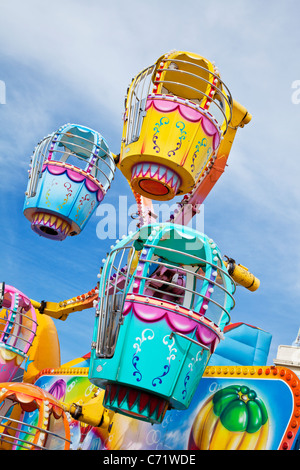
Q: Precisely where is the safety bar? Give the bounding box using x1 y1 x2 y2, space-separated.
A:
124 57 232 145
0 414 72 450
169 331 210 351
26 133 115 198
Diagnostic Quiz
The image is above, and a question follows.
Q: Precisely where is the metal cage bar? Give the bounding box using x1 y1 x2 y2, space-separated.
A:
135 256 236 307
0 414 71 450
125 66 155 144
94 240 235 357
143 243 235 291
158 57 233 107
26 132 115 198
0 309 37 353
169 331 210 351
133 273 232 325
124 58 232 145
96 246 136 358
153 80 230 129
26 136 51 198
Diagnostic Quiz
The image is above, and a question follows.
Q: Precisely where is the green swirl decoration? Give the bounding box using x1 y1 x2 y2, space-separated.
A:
191 138 208 173
167 121 187 157
152 116 169 153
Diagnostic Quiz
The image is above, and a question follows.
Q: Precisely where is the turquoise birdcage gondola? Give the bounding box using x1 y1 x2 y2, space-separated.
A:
89 223 236 424
23 124 115 241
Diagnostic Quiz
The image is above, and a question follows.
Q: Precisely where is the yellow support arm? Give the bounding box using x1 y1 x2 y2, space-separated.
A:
62 390 114 429
193 99 252 202
224 257 260 292
30 288 98 321
221 99 252 154
172 99 252 226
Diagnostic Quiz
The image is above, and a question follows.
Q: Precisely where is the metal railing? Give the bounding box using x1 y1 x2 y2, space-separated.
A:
26 131 115 198
95 242 235 358
96 245 136 357
0 414 71 450
125 65 155 145
124 57 232 145
169 331 210 352
157 57 232 120
0 309 37 355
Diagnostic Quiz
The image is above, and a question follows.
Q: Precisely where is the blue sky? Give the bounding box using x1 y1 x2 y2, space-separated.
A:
0 0 300 365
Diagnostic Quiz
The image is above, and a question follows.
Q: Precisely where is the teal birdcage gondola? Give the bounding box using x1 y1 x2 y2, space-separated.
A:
23 124 115 241
89 223 235 424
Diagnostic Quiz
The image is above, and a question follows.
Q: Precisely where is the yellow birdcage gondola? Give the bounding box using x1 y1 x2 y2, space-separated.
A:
119 50 232 201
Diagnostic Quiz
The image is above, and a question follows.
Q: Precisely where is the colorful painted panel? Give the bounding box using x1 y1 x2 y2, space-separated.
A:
33 364 300 451
24 164 101 232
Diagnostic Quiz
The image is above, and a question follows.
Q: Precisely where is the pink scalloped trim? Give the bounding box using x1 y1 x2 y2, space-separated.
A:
145 98 220 150
42 163 104 202
123 299 219 352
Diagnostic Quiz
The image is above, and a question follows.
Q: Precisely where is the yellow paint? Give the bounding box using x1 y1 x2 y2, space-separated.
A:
56 218 63 229
43 213 50 224
119 51 235 201
224 260 260 292
23 309 61 383
31 291 97 322
50 215 57 226
154 51 216 105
